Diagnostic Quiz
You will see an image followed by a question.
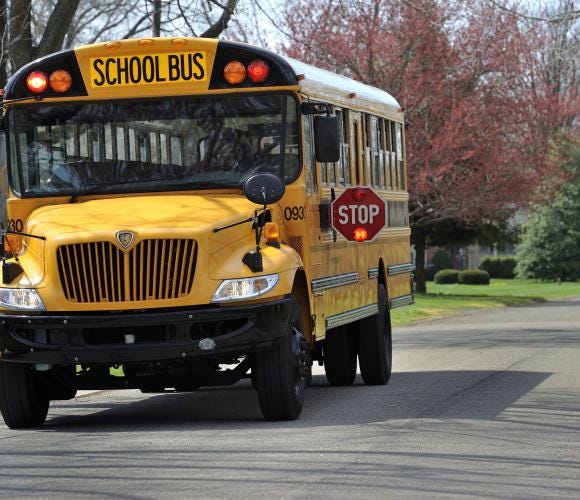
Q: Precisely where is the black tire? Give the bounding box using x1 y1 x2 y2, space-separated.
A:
0 362 50 429
324 325 357 386
357 284 392 385
254 297 309 421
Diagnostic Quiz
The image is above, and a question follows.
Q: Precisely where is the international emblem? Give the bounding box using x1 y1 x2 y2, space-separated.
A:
115 231 135 250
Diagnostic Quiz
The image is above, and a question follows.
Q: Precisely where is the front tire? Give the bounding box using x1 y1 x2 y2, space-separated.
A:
357 284 392 385
0 362 50 429
254 297 310 421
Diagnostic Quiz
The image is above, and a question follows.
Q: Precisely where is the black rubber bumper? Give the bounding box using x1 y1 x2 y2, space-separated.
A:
0 298 291 365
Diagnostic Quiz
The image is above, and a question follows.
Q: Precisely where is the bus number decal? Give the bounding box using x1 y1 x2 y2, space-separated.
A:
284 207 304 221
7 219 23 232
90 52 207 88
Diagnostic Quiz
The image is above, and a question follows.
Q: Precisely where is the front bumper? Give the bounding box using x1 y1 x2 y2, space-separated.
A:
0 298 291 365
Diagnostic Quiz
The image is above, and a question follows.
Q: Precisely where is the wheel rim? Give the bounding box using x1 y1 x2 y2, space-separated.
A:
291 326 308 399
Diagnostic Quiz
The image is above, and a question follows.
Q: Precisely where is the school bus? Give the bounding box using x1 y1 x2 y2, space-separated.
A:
0 38 413 428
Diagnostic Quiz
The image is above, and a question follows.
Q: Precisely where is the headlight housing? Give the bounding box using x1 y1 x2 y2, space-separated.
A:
0 288 45 311
212 274 279 303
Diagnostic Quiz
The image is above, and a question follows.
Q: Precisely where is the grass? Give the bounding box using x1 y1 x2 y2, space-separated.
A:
391 279 580 327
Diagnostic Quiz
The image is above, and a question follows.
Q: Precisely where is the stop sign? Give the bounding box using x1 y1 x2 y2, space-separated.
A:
331 187 387 242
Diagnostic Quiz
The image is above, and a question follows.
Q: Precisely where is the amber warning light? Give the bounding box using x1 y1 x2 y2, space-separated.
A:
49 70 72 93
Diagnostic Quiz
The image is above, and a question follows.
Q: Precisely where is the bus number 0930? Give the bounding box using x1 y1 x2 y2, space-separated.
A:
284 207 304 221
7 219 24 232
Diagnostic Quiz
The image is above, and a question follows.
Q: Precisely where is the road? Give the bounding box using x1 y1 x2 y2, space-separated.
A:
1 298 579 499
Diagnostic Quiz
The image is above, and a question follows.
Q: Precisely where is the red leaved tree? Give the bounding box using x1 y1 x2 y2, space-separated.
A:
284 0 576 291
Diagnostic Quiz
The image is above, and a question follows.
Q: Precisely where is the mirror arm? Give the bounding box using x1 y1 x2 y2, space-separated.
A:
212 216 253 234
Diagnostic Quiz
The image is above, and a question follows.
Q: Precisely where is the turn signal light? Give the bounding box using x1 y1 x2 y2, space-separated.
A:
25 71 48 93
4 234 22 256
49 70 72 93
223 61 246 84
264 222 280 243
247 59 270 83
353 227 368 242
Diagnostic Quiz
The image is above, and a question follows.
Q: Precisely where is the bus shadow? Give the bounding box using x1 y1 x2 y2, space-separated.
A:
43 369 552 431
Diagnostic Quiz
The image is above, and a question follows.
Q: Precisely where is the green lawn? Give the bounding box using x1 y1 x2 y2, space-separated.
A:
391 279 580 327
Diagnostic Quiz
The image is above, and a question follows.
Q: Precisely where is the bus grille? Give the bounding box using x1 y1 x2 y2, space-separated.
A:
57 239 197 303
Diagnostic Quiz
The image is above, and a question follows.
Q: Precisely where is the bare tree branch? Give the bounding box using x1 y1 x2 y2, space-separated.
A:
200 0 237 38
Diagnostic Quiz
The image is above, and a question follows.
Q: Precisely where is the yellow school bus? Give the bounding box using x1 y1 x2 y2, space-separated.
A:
0 38 413 428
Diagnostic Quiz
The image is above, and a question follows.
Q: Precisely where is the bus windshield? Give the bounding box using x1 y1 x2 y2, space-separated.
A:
8 93 300 197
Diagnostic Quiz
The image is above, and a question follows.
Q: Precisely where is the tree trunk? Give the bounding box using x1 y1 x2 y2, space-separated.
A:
8 0 33 71
0 0 7 88
413 227 427 294
152 0 161 37
38 0 81 58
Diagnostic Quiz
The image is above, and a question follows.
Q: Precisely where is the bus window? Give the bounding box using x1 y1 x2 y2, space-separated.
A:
328 160 335 185
364 115 372 186
336 108 351 187
377 118 386 189
389 120 398 190
369 116 381 188
303 114 316 194
396 123 404 190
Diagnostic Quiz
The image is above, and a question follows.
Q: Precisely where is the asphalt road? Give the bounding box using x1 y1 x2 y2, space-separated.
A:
1 298 579 499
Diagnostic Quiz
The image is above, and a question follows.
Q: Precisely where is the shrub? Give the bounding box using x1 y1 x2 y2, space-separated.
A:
479 256 517 279
434 269 460 284
458 269 490 285
431 250 452 271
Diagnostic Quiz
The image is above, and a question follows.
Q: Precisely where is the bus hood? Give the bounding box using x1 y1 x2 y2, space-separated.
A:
26 194 261 244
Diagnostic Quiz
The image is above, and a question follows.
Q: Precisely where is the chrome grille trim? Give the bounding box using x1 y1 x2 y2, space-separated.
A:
57 239 197 303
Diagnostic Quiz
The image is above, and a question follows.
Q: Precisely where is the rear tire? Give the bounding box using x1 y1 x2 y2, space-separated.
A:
324 325 357 386
254 297 309 420
0 362 50 428
357 284 392 385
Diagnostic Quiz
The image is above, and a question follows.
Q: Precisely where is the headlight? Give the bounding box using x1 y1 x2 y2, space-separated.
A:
212 274 279 303
0 288 45 311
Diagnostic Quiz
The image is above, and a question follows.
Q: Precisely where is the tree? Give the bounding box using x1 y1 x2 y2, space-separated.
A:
516 141 580 281
284 0 576 291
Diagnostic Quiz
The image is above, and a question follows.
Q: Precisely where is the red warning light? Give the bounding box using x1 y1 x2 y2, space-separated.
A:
353 227 368 242
26 71 48 94
247 59 270 83
351 188 366 202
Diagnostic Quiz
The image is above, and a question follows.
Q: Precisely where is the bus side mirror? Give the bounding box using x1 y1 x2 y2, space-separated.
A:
243 173 285 205
314 115 340 163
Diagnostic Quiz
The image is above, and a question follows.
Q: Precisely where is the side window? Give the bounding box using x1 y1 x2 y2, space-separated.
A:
303 114 316 194
370 116 381 188
378 118 387 189
396 123 405 190
363 115 372 186
336 108 351 187
389 120 398 190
